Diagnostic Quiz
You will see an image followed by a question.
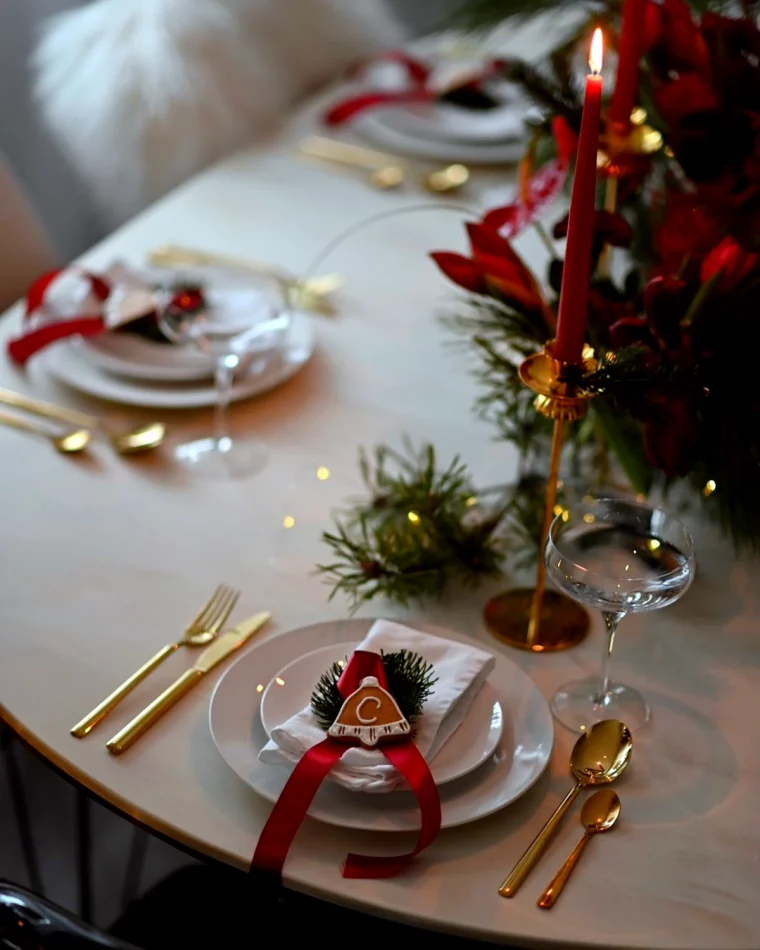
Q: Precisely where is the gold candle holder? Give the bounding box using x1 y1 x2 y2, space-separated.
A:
484 342 596 652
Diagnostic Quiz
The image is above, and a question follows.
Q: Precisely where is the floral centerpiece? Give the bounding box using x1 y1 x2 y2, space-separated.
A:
319 0 760 608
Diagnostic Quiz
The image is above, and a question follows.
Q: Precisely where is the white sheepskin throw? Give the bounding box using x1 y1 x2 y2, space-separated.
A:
33 0 405 227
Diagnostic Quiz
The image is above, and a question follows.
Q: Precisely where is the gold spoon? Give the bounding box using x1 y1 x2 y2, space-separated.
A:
538 789 621 909
0 409 91 454
424 162 470 194
499 719 632 897
0 388 164 455
298 136 469 195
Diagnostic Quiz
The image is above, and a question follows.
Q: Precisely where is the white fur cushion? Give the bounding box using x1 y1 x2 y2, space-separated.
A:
33 0 404 227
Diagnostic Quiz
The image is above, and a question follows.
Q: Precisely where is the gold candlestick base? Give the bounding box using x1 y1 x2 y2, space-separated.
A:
485 589 589 652
485 342 595 652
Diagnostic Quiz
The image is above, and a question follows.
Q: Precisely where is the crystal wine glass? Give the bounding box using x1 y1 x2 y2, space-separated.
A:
158 270 290 478
545 497 695 731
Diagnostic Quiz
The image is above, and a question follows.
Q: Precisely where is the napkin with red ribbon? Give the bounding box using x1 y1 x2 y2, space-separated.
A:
252 648 441 880
7 263 203 366
252 622 495 880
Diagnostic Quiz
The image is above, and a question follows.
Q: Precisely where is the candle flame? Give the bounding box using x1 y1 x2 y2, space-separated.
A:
589 28 603 75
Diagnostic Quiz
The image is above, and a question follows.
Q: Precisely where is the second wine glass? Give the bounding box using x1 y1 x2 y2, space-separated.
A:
545 498 695 732
158 270 290 478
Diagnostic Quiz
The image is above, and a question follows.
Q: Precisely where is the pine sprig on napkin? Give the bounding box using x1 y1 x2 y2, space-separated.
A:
310 649 438 731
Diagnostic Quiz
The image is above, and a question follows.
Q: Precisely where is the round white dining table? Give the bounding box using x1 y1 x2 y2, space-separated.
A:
0 91 758 950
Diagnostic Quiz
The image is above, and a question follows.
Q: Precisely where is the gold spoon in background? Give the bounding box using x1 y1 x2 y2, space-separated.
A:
538 789 621 909
425 162 470 194
0 388 164 455
499 719 632 897
0 409 91 454
298 136 470 195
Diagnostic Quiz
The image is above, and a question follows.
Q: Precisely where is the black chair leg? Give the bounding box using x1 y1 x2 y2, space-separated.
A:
76 787 93 923
1 724 44 895
121 826 149 910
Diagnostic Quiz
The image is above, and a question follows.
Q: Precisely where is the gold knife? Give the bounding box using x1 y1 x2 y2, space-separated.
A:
105 611 271 755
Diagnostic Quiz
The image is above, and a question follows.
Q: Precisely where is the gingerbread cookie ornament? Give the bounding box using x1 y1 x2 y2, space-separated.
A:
328 675 411 746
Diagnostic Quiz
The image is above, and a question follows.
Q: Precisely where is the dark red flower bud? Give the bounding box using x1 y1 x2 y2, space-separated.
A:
700 236 758 292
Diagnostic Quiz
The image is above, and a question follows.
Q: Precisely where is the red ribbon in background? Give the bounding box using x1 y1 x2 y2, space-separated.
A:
325 50 506 127
483 117 577 239
251 649 442 880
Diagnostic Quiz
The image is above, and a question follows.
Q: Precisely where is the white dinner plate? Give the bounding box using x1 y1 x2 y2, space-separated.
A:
259 641 503 788
356 111 525 164
382 92 531 146
33 311 314 409
209 618 553 832
82 331 216 383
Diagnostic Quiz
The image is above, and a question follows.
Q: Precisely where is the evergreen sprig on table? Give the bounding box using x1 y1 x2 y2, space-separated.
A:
316 442 521 609
310 650 438 731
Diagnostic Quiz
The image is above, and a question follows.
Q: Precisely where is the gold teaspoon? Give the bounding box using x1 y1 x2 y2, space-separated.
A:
0 389 164 455
0 409 91 454
424 163 470 194
538 789 621 909
498 719 632 897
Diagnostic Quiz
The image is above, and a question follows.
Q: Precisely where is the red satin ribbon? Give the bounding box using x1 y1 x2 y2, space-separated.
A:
484 117 577 239
251 650 441 880
8 268 111 366
325 50 505 127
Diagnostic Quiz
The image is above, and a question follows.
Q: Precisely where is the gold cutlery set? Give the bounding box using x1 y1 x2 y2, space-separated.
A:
0 387 165 456
71 584 270 754
499 719 631 908
298 135 470 195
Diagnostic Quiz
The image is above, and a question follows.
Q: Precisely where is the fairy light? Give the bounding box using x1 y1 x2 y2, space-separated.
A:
283 515 295 529
703 479 717 496
316 466 330 480
407 511 420 524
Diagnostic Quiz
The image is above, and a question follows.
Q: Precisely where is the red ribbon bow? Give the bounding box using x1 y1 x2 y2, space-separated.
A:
325 50 505 127
251 649 441 880
7 268 110 366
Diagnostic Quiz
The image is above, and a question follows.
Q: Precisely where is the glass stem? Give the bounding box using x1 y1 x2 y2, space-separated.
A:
214 355 238 450
599 611 625 702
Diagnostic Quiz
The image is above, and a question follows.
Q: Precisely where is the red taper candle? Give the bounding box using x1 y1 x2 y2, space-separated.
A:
554 28 603 366
610 0 645 131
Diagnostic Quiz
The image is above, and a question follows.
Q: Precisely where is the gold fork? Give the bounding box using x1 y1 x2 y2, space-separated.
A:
70 584 240 737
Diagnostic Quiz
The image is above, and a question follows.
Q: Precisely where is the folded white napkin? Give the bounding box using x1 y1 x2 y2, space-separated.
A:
259 620 495 793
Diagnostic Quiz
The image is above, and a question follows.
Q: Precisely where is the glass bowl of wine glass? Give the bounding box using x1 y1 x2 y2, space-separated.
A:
545 497 695 732
157 267 291 478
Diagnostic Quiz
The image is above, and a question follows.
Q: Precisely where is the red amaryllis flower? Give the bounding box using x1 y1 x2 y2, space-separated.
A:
653 74 718 125
609 315 657 350
652 193 721 274
700 236 758 291
431 223 546 312
648 0 711 77
644 393 701 476
643 275 692 351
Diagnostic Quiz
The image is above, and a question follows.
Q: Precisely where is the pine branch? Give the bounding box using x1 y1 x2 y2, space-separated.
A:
316 442 509 610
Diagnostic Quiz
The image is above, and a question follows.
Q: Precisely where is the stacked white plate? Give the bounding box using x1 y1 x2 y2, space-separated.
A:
209 618 554 830
34 265 315 409
350 48 534 164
